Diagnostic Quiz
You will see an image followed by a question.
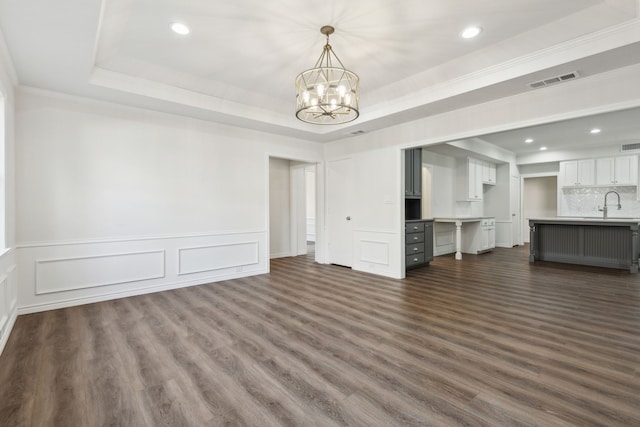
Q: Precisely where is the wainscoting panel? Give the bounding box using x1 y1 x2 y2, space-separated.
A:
0 275 7 338
35 250 166 295
178 242 259 275
359 240 389 265
0 250 17 356
353 229 401 279
17 230 268 314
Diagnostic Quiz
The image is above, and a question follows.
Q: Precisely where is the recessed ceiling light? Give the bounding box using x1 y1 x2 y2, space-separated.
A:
590 128 601 134
171 22 190 35
525 138 534 143
461 26 482 39
540 146 548 151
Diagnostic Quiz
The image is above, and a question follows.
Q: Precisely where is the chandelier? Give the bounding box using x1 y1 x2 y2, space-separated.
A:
295 26 360 125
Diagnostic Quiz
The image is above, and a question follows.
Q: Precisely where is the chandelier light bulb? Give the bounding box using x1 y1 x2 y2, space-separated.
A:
171 22 190 35
317 84 325 97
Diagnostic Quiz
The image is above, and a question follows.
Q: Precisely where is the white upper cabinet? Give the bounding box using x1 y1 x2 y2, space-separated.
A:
596 156 638 186
560 159 595 187
482 162 496 185
457 157 483 201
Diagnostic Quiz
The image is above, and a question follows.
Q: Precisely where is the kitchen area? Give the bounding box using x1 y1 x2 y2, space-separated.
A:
404 109 640 273
529 154 640 273
404 141 518 270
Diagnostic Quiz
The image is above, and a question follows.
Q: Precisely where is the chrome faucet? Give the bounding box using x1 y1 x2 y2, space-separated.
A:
598 190 621 219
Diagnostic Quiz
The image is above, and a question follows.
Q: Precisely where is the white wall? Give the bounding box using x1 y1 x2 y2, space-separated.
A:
15 88 322 313
523 176 558 242
321 146 402 278
421 150 456 217
518 162 560 175
0 29 18 355
269 157 291 258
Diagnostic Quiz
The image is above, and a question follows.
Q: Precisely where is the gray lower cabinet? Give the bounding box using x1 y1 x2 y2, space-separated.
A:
406 219 434 270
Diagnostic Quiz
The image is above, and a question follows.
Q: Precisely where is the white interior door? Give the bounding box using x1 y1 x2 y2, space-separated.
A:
327 158 354 267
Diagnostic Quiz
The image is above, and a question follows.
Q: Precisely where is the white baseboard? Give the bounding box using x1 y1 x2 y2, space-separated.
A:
17 267 267 315
270 252 292 259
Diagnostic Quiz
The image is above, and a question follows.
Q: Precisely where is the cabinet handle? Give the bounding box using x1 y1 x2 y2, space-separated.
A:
413 258 418 262
413 248 419 251
413 236 419 241
413 226 419 230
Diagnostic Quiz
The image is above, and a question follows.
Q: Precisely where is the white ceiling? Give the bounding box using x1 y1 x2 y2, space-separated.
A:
0 0 639 147
479 106 640 154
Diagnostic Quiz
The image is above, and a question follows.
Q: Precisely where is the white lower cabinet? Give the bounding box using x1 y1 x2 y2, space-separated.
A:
462 218 495 254
481 220 496 252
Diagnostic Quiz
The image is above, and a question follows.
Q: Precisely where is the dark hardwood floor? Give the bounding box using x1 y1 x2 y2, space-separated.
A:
1 245 639 426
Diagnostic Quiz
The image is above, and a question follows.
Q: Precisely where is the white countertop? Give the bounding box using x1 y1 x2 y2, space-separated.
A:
529 217 640 224
434 216 493 222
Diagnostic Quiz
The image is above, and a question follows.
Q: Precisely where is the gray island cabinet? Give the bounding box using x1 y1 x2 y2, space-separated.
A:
529 218 640 273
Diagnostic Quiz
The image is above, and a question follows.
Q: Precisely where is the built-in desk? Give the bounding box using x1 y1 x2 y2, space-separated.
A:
434 217 495 260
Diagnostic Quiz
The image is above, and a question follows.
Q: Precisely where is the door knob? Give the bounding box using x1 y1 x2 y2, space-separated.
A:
346 216 351 221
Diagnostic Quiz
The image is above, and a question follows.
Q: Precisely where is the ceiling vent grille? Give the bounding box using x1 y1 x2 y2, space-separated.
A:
620 142 640 152
528 71 580 89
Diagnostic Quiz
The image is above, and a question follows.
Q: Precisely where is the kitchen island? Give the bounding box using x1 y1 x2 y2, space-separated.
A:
529 217 640 273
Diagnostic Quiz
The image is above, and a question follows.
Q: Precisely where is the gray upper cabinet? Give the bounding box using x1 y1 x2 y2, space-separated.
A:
405 148 422 198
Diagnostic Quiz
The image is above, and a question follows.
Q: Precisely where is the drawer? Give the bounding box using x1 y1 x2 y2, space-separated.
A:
406 222 424 233
406 232 425 244
482 218 495 226
406 253 425 267
406 243 424 255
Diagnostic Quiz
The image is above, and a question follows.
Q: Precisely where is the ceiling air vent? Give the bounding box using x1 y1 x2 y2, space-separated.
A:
620 142 640 152
528 71 580 89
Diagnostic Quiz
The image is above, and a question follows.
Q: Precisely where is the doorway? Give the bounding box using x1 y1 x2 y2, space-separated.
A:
522 175 558 243
268 158 318 261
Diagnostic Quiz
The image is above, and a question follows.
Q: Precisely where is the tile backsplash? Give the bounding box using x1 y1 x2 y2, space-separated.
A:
560 186 640 218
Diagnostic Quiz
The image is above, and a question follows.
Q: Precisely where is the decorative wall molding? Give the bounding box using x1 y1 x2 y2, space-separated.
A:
352 230 401 279
35 250 166 295
0 258 17 356
16 229 266 249
359 240 390 266
0 274 8 334
178 242 259 276
17 231 268 314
